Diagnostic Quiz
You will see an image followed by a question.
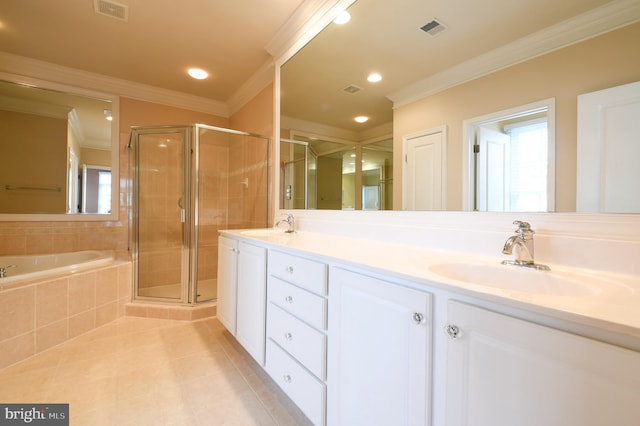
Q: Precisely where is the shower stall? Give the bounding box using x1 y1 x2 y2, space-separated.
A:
280 138 317 209
129 124 270 304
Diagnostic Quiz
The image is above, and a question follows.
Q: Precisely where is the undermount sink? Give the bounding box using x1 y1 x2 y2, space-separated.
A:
240 229 294 237
428 262 603 297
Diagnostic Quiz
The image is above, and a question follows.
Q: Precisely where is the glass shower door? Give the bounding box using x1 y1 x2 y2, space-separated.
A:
133 128 190 302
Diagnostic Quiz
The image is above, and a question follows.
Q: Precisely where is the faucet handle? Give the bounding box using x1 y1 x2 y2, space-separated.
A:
513 220 534 237
0 264 16 278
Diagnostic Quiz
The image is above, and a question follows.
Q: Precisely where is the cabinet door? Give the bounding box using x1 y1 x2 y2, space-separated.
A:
446 301 640 426
328 267 431 426
216 236 237 334
236 241 267 365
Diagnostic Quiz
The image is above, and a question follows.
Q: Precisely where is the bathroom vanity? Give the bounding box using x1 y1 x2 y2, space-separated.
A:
217 228 640 426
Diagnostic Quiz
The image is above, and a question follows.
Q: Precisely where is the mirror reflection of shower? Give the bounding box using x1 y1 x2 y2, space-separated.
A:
280 136 393 210
280 139 317 209
130 124 270 305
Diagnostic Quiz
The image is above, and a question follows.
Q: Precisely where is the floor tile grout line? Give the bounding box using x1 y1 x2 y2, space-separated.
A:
216 332 281 425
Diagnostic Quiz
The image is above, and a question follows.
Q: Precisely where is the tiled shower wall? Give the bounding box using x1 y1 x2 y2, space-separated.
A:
198 130 270 284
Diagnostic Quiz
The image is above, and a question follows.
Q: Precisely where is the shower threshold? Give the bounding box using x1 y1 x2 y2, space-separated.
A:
137 278 217 301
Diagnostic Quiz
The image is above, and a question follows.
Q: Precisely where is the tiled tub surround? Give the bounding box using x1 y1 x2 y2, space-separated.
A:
0 259 131 370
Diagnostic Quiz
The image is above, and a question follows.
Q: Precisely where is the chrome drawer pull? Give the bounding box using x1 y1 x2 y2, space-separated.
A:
284 332 293 341
283 374 292 384
412 312 425 324
286 266 294 274
285 295 294 304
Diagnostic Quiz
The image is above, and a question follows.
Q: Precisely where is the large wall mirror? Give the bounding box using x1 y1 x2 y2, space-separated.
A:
0 75 118 220
279 0 640 213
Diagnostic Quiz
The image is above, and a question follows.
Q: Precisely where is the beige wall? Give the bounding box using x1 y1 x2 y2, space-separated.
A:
317 156 343 209
0 110 68 213
394 22 640 211
229 83 275 225
80 148 110 167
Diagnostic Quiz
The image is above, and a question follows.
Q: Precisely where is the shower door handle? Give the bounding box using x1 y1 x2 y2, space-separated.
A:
178 197 186 223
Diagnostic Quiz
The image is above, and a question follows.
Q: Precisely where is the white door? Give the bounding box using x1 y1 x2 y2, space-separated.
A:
577 80 640 213
446 301 640 426
404 127 446 210
328 267 431 425
236 241 267 365
476 126 510 211
216 236 238 334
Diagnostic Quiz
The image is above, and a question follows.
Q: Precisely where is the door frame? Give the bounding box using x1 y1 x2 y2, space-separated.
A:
402 126 448 210
461 98 556 211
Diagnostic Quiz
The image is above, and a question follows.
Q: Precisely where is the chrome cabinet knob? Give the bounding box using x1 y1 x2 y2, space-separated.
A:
283 374 292 384
284 295 294 304
285 266 294 274
412 312 425 324
284 332 293 341
446 324 460 339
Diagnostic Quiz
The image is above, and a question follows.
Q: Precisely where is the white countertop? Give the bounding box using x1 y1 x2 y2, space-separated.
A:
220 229 640 345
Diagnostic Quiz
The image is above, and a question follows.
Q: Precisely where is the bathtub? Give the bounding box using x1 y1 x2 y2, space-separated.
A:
0 250 130 369
0 250 115 289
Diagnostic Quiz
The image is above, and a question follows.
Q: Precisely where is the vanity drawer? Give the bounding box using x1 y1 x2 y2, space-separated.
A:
267 303 326 380
268 251 327 295
268 276 327 330
266 339 326 426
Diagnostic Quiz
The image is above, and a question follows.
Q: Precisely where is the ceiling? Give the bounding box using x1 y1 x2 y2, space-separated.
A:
281 0 630 133
0 0 305 102
0 0 634 118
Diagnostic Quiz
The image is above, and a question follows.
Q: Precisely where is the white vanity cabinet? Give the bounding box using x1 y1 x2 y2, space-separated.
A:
217 236 267 365
327 267 432 426
235 241 267 365
219 231 640 426
265 250 328 426
216 236 238 333
445 300 640 426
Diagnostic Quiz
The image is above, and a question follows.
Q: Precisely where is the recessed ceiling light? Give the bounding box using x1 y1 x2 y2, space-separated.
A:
354 116 369 123
333 11 351 25
367 73 382 83
188 68 209 80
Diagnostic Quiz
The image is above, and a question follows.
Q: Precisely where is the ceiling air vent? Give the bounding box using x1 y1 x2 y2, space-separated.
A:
343 84 362 94
420 19 447 36
94 0 129 22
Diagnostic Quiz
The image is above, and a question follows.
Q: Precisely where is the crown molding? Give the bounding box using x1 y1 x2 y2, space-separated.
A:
227 59 275 116
283 115 360 141
283 115 392 142
266 0 356 66
0 52 229 117
389 0 640 107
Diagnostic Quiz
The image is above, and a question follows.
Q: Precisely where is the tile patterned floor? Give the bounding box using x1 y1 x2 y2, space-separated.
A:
0 316 312 425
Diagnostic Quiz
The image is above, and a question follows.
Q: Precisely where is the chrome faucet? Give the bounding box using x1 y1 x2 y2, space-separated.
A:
501 221 550 270
275 213 295 233
0 264 16 278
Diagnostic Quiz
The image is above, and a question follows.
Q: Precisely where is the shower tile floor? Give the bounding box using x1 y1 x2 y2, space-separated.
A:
0 317 311 425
